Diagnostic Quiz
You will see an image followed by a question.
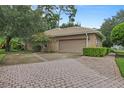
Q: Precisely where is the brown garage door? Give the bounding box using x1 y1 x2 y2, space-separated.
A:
59 39 86 53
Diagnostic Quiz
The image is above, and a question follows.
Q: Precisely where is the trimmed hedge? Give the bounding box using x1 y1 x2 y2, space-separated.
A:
106 48 111 55
83 47 108 57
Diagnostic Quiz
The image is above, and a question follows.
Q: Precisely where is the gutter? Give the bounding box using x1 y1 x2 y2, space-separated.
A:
85 33 88 47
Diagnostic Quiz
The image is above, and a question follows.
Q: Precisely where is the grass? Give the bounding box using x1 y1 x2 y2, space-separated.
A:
0 49 6 64
115 50 124 77
0 54 6 64
0 49 5 54
116 58 124 77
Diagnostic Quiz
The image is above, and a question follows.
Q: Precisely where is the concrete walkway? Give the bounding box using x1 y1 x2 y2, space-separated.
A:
0 54 124 88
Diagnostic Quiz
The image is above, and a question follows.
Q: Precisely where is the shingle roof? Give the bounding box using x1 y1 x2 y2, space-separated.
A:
44 27 104 38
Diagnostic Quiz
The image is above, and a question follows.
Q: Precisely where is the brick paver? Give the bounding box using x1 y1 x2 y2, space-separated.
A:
0 55 124 88
78 54 124 86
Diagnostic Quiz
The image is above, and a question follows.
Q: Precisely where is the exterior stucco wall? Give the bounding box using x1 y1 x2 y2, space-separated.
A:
88 33 102 48
88 33 97 47
47 33 102 52
96 35 102 47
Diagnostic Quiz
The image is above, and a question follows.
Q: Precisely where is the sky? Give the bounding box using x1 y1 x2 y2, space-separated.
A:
60 5 124 29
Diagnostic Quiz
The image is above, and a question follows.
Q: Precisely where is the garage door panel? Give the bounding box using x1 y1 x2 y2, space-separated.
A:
59 39 86 53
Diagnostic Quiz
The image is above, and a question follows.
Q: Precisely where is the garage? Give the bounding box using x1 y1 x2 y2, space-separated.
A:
44 27 103 53
59 39 86 53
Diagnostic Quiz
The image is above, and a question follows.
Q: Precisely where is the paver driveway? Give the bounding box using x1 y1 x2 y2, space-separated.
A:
0 54 124 88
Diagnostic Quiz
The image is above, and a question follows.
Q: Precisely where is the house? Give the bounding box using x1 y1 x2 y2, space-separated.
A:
44 27 104 53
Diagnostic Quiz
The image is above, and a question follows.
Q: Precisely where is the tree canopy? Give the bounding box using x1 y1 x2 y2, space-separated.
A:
36 5 77 29
60 22 81 28
111 22 124 46
0 5 77 51
100 10 124 47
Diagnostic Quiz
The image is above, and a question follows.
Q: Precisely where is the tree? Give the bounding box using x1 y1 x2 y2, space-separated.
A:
100 10 124 47
100 18 115 47
111 22 124 46
0 5 77 51
54 5 77 26
0 6 18 51
0 6 47 51
37 5 77 29
60 22 81 28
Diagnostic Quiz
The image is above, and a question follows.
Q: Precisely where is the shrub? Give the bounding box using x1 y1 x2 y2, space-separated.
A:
31 33 50 52
83 47 108 57
32 44 41 52
11 38 24 50
106 48 111 55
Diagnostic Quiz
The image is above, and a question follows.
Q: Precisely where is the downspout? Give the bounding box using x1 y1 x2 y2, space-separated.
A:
85 33 88 47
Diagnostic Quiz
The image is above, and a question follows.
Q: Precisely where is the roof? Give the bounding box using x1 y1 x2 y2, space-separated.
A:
44 27 104 38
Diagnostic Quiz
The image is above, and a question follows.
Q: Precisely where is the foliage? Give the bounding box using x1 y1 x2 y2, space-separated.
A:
111 22 124 46
0 37 24 51
37 5 77 28
10 38 24 50
102 39 113 48
106 48 111 55
0 6 49 51
32 45 42 52
31 33 50 45
100 10 124 47
116 58 124 77
0 37 4 44
83 47 108 57
0 5 77 52
31 33 50 52
60 22 81 28
0 37 5 49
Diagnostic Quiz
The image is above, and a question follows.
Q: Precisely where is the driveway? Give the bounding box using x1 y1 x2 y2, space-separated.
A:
1 53 80 65
0 54 124 88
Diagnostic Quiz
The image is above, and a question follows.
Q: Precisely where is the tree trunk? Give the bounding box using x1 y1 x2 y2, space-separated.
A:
24 42 28 51
24 39 28 51
5 35 12 52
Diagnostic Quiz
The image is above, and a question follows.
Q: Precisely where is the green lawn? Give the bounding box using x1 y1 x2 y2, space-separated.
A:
0 49 6 64
115 50 124 77
116 58 124 77
0 49 5 54
0 54 6 64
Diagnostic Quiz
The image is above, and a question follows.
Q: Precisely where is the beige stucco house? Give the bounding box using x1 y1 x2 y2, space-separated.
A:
44 27 104 53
